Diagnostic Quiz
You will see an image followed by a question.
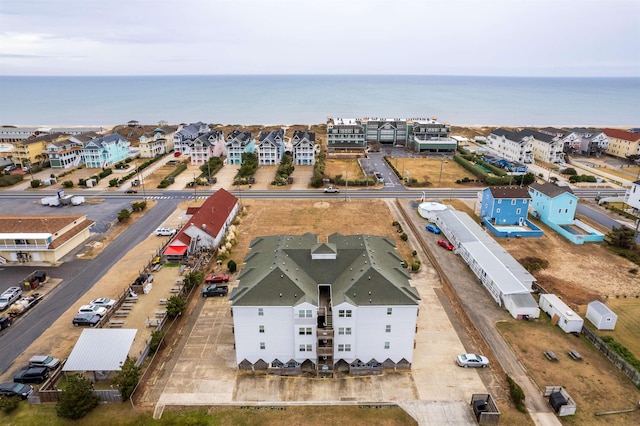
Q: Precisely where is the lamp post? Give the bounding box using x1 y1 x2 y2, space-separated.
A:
193 174 197 199
438 158 448 186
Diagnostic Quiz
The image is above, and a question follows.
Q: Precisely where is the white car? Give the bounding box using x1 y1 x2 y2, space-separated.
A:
456 353 490 368
89 297 117 310
324 186 339 193
155 227 176 236
78 304 108 317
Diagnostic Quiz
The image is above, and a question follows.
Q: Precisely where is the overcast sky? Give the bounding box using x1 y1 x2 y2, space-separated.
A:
1 0 638 77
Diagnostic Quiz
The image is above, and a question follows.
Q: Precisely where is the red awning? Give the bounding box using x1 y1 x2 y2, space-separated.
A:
164 245 187 256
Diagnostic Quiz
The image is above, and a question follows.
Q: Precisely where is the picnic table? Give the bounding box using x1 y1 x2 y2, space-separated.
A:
159 298 168 305
113 310 130 318
543 350 558 361
146 318 161 327
109 320 125 328
568 349 583 360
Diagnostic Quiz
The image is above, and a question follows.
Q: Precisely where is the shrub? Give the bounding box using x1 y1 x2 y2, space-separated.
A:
518 256 550 273
117 209 131 222
30 179 41 188
56 374 99 419
149 330 165 354
411 261 421 271
111 356 141 401
62 180 74 188
506 375 526 412
228 259 237 273
166 295 187 317
0 396 20 414
400 233 408 241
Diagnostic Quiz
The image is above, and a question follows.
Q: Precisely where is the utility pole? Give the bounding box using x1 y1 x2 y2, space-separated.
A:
193 174 197 199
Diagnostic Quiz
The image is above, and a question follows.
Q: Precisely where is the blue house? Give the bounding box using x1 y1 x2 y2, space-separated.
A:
529 182 604 244
480 186 542 238
82 133 130 168
225 130 255 165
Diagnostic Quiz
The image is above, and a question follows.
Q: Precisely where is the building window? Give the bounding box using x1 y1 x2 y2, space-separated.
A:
516 208 521 214
346 310 352 317
496 208 501 214
386 325 391 333
384 342 390 349
299 309 305 318
387 308 393 316
260 342 265 350
338 327 344 335
338 344 344 352
258 308 264 316
306 344 312 352
306 310 312 318
345 344 351 352
299 344 306 352
259 325 264 333
498 199 502 204
305 327 312 335
345 327 351 335
511 199 516 205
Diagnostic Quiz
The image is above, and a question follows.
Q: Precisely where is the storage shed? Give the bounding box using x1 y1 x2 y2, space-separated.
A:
539 294 584 333
504 293 540 320
585 300 617 330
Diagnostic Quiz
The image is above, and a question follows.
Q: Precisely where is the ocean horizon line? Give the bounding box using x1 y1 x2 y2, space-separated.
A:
1 74 638 80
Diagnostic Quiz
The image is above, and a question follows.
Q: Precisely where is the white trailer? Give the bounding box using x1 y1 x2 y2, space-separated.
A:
539 294 583 333
71 195 85 205
585 300 617 330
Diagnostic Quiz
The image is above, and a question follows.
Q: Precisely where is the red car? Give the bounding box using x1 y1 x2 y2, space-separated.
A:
205 273 229 284
437 239 454 251
174 151 182 157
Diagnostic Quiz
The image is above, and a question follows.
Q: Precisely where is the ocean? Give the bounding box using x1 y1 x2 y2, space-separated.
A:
0 75 638 127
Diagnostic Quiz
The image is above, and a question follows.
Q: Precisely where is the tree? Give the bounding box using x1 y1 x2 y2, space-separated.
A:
606 226 636 249
183 270 204 291
117 209 131 222
166 295 187 317
228 259 237 273
56 374 99 419
111 356 142 401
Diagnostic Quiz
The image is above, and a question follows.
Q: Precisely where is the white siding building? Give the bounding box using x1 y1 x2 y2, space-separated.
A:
230 233 420 377
487 129 534 163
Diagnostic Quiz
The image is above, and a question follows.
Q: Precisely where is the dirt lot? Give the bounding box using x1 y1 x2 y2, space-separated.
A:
497 316 640 426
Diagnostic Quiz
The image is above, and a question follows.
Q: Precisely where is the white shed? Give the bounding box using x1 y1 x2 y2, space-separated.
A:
504 293 540 320
539 294 584 333
585 300 617 330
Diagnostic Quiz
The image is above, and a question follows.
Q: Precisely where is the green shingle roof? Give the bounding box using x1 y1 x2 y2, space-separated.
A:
231 233 419 307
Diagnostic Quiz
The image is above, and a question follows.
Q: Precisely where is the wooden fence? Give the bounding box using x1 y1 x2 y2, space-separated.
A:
581 327 640 386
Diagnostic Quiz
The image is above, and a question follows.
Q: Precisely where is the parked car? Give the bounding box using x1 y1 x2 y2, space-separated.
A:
205 273 229 284
0 316 12 330
0 382 34 399
89 297 116 310
72 312 101 327
324 186 339 193
437 239 454 250
425 224 441 234
29 355 61 370
13 366 49 384
456 353 489 368
202 284 228 297
124 189 137 194
155 227 177 236
174 151 182 157
78 304 108 317
0 287 23 310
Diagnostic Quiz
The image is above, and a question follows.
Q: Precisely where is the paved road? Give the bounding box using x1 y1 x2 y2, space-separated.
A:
0 199 179 374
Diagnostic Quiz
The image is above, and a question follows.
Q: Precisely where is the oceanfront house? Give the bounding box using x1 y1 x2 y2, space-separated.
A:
487 129 534 164
603 128 640 160
562 128 609 156
529 182 604 244
256 129 285 165
326 117 367 157
190 131 224 166
81 133 130 168
623 180 640 215
291 130 316 165
173 122 211 156
46 139 85 169
0 126 103 143
229 233 420 377
408 118 456 153
433 209 540 320
162 189 239 262
0 214 95 264
225 130 255 165
138 126 178 158
521 129 565 164
12 133 68 170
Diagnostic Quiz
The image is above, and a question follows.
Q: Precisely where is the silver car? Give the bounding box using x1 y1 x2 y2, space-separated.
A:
456 353 489 368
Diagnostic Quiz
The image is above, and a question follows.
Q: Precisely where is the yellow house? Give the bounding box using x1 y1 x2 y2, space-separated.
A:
604 128 640 159
12 133 68 168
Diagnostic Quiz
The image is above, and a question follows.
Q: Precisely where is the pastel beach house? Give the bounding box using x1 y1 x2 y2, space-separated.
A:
479 186 542 238
256 129 285 165
81 133 130 168
291 130 316 165
225 130 255 165
529 182 604 244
